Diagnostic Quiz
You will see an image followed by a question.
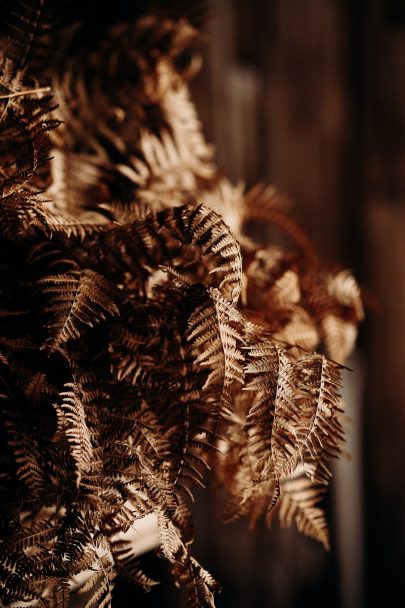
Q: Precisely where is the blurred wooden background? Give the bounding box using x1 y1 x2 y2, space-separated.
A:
112 1 405 606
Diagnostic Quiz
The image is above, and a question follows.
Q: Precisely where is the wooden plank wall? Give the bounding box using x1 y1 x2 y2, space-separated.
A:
189 1 405 607
361 2 405 606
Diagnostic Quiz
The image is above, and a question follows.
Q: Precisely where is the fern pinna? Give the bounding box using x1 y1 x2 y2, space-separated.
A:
0 1 364 606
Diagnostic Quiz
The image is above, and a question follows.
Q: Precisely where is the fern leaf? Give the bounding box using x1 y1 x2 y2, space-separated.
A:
321 314 358 365
0 192 51 239
326 269 364 319
39 270 119 348
157 205 243 302
54 580 70 608
282 354 344 483
157 510 218 608
188 287 244 389
1 519 56 555
0 93 58 194
279 466 330 549
187 286 245 446
4 415 46 496
0 0 55 71
112 539 159 590
77 553 116 608
172 554 218 608
244 342 297 486
54 383 93 486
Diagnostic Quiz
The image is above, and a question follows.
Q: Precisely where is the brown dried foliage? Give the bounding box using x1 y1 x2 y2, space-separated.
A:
0 2 363 606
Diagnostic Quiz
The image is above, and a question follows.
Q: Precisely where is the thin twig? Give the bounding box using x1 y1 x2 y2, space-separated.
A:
0 86 51 100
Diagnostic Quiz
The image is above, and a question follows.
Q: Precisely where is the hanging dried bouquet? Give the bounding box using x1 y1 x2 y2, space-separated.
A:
0 2 363 606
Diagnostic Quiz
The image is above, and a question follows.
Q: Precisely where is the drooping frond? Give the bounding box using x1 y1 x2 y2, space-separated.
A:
177 556 218 608
187 285 245 430
112 539 159 590
156 511 218 608
216 402 278 527
281 354 344 484
279 466 330 549
188 288 244 387
244 342 296 484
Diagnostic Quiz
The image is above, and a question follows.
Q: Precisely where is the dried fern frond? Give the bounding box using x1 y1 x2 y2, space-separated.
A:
244 342 296 484
39 270 119 349
279 466 330 549
188 287 244 382
282 354 344 484
157 205 243 302
54 383 93 486
0 0 55 72
76 553 116 608
0 2 363 606
112 538 159 591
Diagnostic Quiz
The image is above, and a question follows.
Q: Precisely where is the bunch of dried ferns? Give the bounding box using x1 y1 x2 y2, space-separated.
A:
0 2 363 606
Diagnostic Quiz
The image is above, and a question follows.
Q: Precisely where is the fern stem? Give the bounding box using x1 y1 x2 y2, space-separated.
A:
0 86 51 100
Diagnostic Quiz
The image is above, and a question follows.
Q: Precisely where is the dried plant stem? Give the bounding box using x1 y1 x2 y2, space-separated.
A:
0 86 51 100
